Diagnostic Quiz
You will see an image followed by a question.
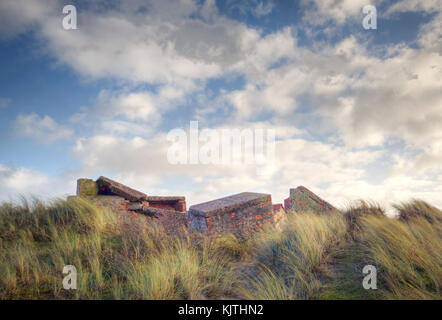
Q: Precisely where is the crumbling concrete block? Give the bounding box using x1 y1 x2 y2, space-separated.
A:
76 178 98 197
96 176 148 201
146 196 187 212
188 192 274 236
288 186 338 214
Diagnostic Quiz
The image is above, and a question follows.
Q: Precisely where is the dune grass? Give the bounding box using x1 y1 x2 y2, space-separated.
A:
357 202 442 299
238 212 347 299
0 196 440 300
0 197 238 299
321 200 442 300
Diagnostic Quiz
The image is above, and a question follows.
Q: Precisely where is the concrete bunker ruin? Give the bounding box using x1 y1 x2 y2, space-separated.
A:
75 177 338 236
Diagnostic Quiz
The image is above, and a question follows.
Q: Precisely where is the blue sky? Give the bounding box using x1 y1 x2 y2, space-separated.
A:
0 0 441 213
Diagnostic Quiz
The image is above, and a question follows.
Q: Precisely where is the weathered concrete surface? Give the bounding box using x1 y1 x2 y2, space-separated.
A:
93 177 187 211
288 186 338 214
188 192 274 236
96 176 148 201
76 179 98 197
146 197 187 212
119 201 187 233
141 206 187 233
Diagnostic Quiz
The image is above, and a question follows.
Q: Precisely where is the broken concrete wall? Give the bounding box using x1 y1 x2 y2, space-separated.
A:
96 176 148 201
288 186 339 214
119 197 186 213
188 192 274 236
76 176 187 212
146 196 187 212
123 203 188 233
76 176 188 232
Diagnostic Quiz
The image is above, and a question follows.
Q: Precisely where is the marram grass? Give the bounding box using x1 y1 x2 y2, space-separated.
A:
0 196 440 300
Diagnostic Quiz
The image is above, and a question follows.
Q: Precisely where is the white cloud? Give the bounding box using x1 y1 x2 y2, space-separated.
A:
0 0 55 39
34 1 249 87
225 24 442 149
0 164 79 202
100 91 159 122
13 113 74 143
0 164 49 190
386 0 442 15
0 164 51 201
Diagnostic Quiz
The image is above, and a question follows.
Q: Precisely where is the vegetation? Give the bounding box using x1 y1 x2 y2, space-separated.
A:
0 196 440 299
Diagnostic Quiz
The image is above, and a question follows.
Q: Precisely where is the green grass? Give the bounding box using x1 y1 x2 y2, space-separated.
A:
0 196 440 300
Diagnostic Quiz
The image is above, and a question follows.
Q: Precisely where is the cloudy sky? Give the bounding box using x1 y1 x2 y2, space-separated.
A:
0 0 441 214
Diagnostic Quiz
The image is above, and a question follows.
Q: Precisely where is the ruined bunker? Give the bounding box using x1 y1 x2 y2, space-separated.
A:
74 177 340 237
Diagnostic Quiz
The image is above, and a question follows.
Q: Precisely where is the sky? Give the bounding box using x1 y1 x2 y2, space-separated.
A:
0 0 441 214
